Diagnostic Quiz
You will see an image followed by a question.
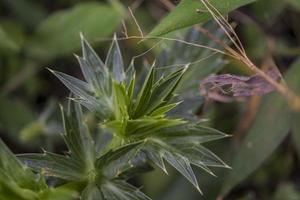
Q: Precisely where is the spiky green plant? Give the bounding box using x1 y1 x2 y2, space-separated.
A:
20 101 150 199
16 33 230 199
0 138 78 200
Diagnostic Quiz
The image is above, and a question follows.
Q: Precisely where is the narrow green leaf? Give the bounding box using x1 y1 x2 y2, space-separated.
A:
0 176 38 200
146 66 187 114
292 112 300 160
75 55 103 92
149 102 180 117
221 93 290 195
177 144 229 169
163 151 201 194
101 180 151 200
149 0 257 37
18 152 84 181
62 101 95 169
221 59 300 196
125 59 136 87
287 59 300 160
133 65 155 118
80 33 109 93
144 143 167 173
49 69 104 113
157 123 229 144
143 136 226 193
127 78 136 103
125 118 185 138
81 184 104 200
96 142 142 178
112 81 130 119
39 187 79 200
105 34 125 83
0 139 44 191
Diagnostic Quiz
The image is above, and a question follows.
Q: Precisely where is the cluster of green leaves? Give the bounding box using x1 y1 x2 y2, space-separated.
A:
20 101 150 200
14 34 229 199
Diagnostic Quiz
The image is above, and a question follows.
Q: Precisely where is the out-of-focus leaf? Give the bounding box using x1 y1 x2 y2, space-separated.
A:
221 93 290 195
286 0 300 11
0 95 34 135
29 2 125 59
0 139 45 191
240 22 267 60
149 0 257 37
1 0 46 28
273 183 300 200
288 59 300 160
220 59 300 196
251 0 285 24
39 187 78 200
19 121 46 142
292 114 300 160
0 25 19 52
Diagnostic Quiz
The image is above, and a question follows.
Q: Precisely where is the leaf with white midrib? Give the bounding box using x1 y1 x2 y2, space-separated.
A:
80 34 110 94
62 101 95 168
163 151 202 194
101 180 151 200
18 153 85 181
132 65 155 118
105 34 125 84
49 69 104 112
146 66 186 115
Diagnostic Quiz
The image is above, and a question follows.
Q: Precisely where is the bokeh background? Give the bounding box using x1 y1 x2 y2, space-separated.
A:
1 0 300 199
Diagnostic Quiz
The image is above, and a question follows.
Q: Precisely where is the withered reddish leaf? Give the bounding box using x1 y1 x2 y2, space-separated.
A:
200 68 282 102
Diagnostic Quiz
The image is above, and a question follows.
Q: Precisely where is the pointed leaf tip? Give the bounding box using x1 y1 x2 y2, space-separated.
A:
47 68 55 73
105 33 125 83
79 32 84 40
